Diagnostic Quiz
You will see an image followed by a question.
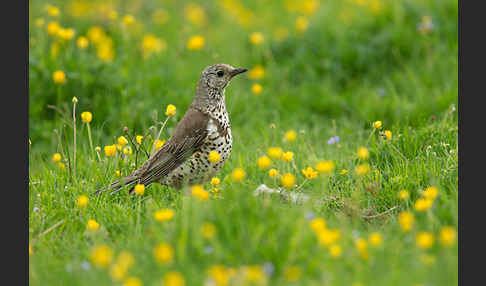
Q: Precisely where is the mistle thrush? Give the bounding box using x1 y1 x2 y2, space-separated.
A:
97 64 247 194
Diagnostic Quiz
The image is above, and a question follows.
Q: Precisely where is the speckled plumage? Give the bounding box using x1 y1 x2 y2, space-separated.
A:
97 64 247 195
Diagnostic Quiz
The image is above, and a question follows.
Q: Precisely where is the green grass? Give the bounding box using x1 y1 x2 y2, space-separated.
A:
29 0 458 285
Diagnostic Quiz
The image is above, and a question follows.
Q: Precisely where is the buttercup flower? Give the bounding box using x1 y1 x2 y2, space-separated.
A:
52 153 62 163
87 219 100 230
295 16 309 32
191 185 209 201
77 36 89 49
117 136 128 146
373 121 382 129
317 228 341 247
187 35 205 50
257 156 271 169
81 111 92 123
281 173 296 188
232 168 246 181
122 14 135 25
52 70 66 84
398 211 414 232
309 218 326 232
416 232 434 249
166 104 176 116
123 147 133 155
439 226 456 246
357 147 369 160
47 21 61 35
329 244 342 258
163 271 185 286
268 169 279 178
340 169 348 175
208 151 221 163
134 184 145 195
268 147 282 159
123 277 142 286
154 209 175 222
249 32 264 45
136 135 144 144
368 232 382 246
422 186 438 200
284 130 297 142
58 28 75 40
45 4 60 17
414 198 433 211
384 130 392 140
398 189 410 200
153 242 174 264
77 195 89 208
210 177 220 186
315 160 335 174
104 145 117 156
252 83 263 95
302 167 318 179
90 245 113 268
355 164 370 175
282 151 294 162
248 65 265 80
154 140 166 149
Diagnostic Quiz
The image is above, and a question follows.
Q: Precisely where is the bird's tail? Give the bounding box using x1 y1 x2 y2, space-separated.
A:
94 175 139 195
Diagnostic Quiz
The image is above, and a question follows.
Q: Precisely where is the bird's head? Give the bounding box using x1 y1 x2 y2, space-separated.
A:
200 64 248 92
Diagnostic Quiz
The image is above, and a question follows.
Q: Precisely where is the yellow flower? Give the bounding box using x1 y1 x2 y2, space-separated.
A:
87 219 100 230
284 266 301 282
384 130 392 140
45 4 60 17
58 162 66 169
123 147 133 155
249 32 264 45
81 111 92 123
136 135 144 144
96 38 115 62
153 242 174 264
134 184 145 195
439 226 456 246
248 65 265 80
282 151 294 162
122 14 135 25
153 209 175 222
184 3 206 25
187 35 205 50
295 16 309 32
398 189 410 200
329 244 342 258
281 173 296 188
355 164 370 175
208 151 221 163
165 104 176 116
87 26 105 43
210 177 220 186
315 160 335 174
355 238 368 251
309 218 326 233
77 195 89 208
104 144 117 156
398 211 414 232
302 167 318 179
52 70 66 84
373 121 382 129
162 271 185 286
414 198 434 212
47 21 61 35
108 10 118 20
284 130 297 142
77 36 89 49
268 168 279 178
317 228 341 247
117 251 135 269
208 265 230 286
368 232 382 246
245 265 264 282
232 168 246 181
201 222 216 239
191 185 210 201
257 156 271 169
252 83 263 95
141 34 167 58
416 232 434 249
58 28 75 40
29 243 34 256
110 263 128 280
154 140 166 150
268 147 282 159
52 153 62 163
123 277 142 286
357 147 369 160
422 186 438 200
90 245 113 268
340 169 348 175
117 136 128 146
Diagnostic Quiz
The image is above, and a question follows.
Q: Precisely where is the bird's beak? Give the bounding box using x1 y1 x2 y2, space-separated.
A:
229 68 248 78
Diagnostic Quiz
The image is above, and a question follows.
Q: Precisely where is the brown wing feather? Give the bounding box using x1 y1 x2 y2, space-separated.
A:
129 107 209 187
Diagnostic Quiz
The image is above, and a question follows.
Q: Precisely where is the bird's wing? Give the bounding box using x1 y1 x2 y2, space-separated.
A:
131 107 209 186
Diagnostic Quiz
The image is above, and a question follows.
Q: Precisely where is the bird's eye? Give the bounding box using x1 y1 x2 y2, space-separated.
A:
217 70 224 77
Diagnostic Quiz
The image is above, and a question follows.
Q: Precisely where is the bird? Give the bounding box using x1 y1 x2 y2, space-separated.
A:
96 64 247 195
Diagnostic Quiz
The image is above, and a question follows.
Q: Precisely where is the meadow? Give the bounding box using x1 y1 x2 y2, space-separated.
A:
28 0 458 285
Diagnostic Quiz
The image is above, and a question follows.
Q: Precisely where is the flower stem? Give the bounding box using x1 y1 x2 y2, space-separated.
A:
72 101 77 178
151 116 170 156
86 122 95 160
